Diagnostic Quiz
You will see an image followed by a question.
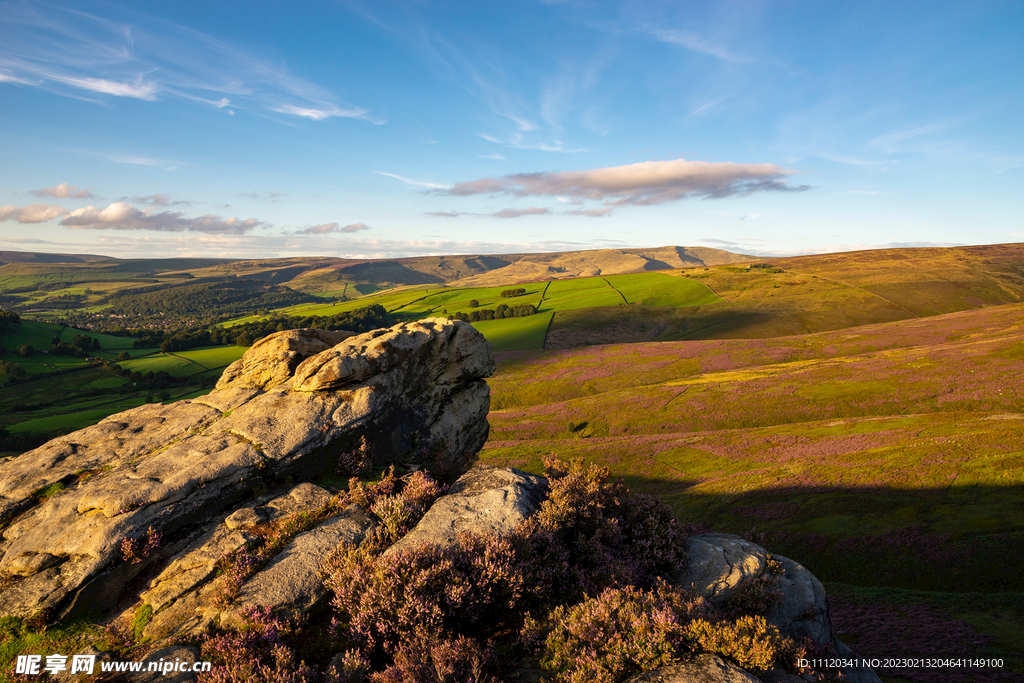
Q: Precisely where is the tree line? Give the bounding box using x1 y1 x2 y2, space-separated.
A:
450 303 537 322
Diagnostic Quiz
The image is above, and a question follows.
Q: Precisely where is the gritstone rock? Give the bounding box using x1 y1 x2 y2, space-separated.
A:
385 465 548 555
0 319 494 621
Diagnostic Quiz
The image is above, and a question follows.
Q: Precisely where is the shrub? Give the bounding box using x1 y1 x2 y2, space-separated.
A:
519 456 688 598
369 471 444 543
368 629 492 683
121 527 162 564
326 650 370 683
682 615 798 674
199 606 317 683
500 288 527 298
540 584 707 683
325 532 524 653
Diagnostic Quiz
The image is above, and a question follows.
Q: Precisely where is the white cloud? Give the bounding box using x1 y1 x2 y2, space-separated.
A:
0 203 70 223
294 222 371 235
0 3 381 123
490 207 550 219
566 208 613 217
47 74 158 100
480 153 505 160
442 158 809 206
239 191 289 202
376 172 452 190
130 193 192 207
30 183 94 199
650 28 748 63
271 104 385 124
59 202 265 233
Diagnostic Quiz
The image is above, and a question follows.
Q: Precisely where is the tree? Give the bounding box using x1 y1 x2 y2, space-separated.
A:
468 299 479 308
16 344 35 357
0 309 20 332
117 351 132 361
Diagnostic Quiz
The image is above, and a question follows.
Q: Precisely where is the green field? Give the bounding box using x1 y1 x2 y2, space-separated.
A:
216 272 723 351
471 312 554 351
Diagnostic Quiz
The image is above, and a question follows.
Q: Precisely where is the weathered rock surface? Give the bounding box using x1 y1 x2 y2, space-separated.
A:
623 654 762 683
0 319 494 620
215 328 354 391
677 534 768 603
679 533 882 683
221 504 376 628
386 465 548 554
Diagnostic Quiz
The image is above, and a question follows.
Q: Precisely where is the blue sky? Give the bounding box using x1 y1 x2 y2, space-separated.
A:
1 0 1021 260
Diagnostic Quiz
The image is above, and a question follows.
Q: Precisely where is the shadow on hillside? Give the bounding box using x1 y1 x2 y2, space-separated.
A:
660 307 771 341
545 468 1024 594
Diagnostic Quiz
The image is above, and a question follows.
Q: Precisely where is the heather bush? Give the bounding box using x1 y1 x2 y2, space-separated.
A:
518 456 688 598
121 526 162 564
682 615 798 674
325 532 523 653
369 471 445 543
199 606 317 683
325 650 370 683
539 584 708 683
368 628 492 683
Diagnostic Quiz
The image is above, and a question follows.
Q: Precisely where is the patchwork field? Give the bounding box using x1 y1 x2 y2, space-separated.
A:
480 303 1024 680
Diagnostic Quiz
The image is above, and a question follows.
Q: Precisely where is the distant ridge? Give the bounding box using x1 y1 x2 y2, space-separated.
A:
0 246 753 291
0 251 112 265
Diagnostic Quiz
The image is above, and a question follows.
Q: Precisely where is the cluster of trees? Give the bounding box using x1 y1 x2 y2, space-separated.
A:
500 288 527 297
0 309 20 332
105 280 317 319
450 302 537 322
0 359 27 381
137 303 390 352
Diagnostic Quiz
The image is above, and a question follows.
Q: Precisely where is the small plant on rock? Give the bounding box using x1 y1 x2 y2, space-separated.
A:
121 527 162 564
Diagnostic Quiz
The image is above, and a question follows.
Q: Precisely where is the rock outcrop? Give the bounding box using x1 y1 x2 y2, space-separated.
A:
678 533 882 683
386 465 548 555
0 318 494 621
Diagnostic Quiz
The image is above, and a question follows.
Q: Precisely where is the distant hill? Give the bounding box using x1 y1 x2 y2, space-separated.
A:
0 246 753 294
0 251 112 265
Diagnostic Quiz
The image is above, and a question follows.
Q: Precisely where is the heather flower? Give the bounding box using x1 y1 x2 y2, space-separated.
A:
540 584 705 683
121 526 162 564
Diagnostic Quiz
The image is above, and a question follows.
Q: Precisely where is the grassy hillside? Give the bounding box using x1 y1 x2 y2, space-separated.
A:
480 302 1024 677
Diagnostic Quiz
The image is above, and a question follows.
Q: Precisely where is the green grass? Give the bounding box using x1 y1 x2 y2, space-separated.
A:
604 272 723 307
173 345 245 369
470 312 553 351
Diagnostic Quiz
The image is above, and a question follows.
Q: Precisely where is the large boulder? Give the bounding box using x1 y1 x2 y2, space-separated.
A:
0 319 494 621
385 465 548 555
678 533 882 683
216 328 355 391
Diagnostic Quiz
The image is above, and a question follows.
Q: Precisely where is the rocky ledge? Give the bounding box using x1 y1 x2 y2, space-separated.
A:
0 318 493 622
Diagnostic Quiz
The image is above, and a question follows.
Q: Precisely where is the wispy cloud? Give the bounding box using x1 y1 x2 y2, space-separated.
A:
425 208 551 219
239 191 289 202
480 153 505 160
58 202 265 233
293 222 371 235
649 28 749 63
566 208 613 217
441 158 809 206
0 203 70 223
491 207 550 219
130 193 192 207
30 183 94 199
376 172 451 190
869 123 952 154
0 3 381 123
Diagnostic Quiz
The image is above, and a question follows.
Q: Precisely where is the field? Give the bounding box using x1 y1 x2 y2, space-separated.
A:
480 302 1024 679
221 272 723 351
